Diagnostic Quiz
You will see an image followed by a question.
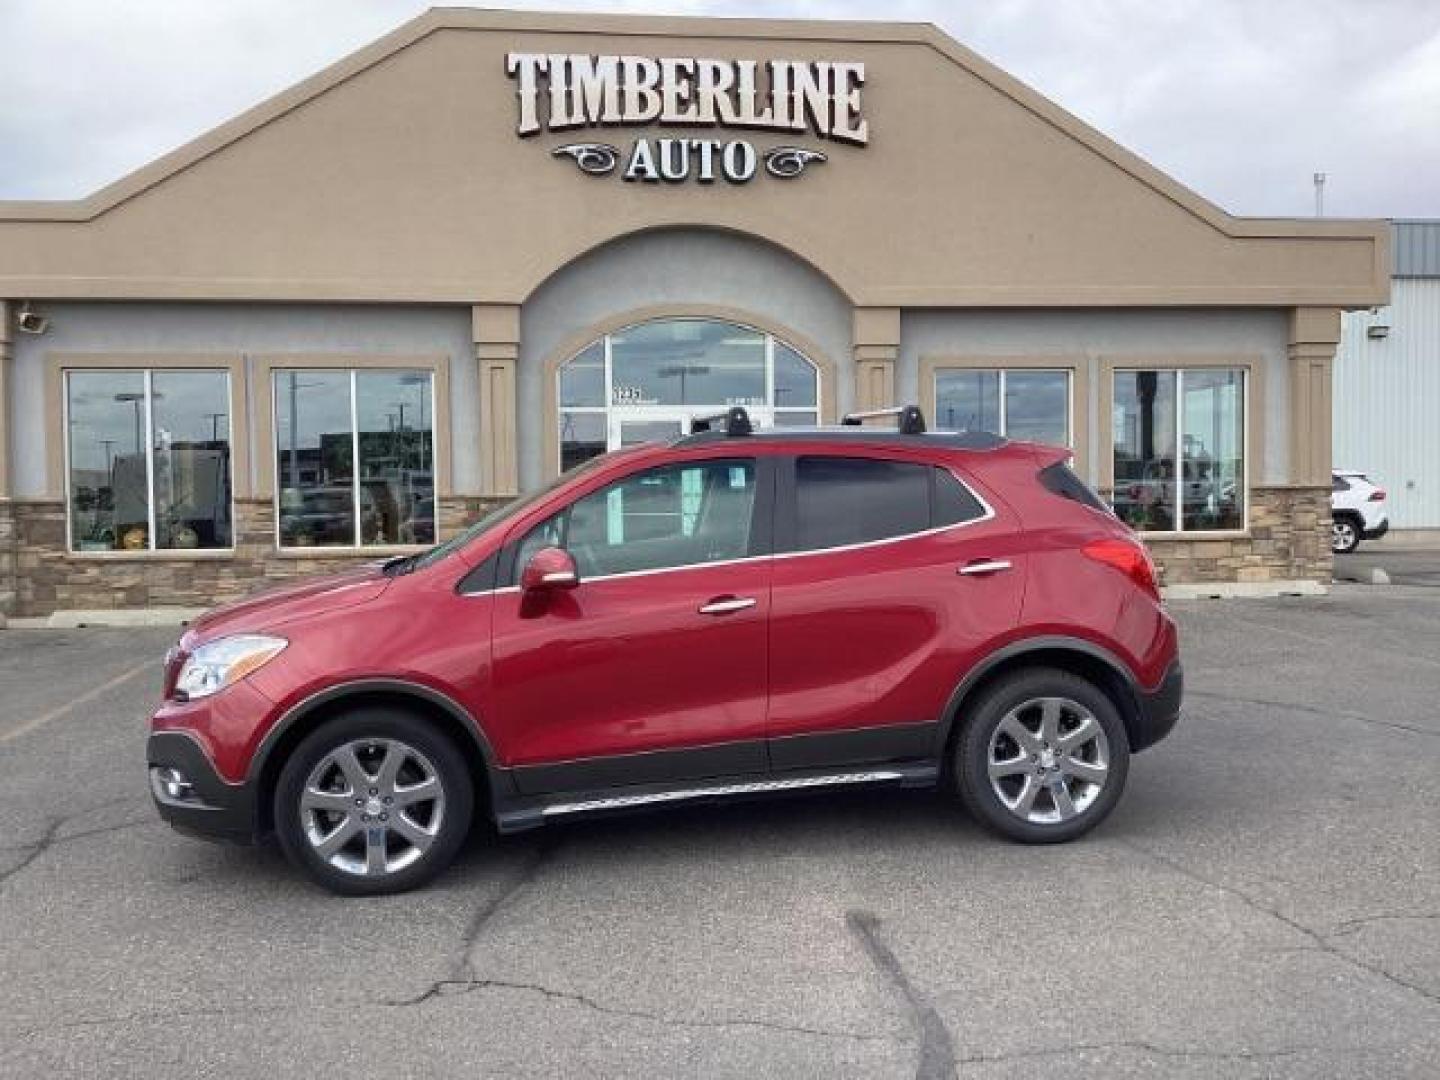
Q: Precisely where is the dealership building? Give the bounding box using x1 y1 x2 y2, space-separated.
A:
0 9 1389 617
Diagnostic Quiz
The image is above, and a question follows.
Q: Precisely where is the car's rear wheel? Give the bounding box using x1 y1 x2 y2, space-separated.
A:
1332 515 1361 554
274 708 473 896
953 668 1130 843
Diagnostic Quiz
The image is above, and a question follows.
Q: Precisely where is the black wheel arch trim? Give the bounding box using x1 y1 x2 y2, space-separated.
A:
934 635 1178 756
246 678 513 802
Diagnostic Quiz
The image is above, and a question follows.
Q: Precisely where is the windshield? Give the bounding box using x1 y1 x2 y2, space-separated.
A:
405 452 616 572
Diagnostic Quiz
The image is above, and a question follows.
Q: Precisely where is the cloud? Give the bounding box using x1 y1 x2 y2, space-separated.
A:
1 0 1436 217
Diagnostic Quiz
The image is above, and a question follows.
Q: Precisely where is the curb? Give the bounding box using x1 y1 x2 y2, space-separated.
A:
1161 580 1328 601
4 608 205 629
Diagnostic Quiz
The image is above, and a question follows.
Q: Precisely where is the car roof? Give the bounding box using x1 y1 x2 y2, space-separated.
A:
672 427 1009 452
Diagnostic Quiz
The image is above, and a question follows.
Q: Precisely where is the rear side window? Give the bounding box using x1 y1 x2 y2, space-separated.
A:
934 468 987 526
792 457 986 551
1039 462 1112 515
1332 475 1351 492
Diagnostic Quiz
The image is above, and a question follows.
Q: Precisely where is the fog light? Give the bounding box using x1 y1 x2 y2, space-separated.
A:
151 766 194 801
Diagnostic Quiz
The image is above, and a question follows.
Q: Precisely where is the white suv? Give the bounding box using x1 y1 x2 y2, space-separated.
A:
1331 471 1389 554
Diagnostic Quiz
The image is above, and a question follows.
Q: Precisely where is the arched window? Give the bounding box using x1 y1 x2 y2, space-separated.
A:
556 318 820 471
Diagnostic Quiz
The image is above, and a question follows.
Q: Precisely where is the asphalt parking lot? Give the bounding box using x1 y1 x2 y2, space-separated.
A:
2 589 1438 1078
1337 543 1440 588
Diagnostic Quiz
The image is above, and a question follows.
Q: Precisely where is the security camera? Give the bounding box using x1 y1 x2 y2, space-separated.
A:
16 303 49 335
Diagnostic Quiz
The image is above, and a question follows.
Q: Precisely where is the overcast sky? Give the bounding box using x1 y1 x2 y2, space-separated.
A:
1 0 1436 219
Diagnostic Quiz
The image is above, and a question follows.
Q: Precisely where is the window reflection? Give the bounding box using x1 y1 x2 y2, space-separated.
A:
1112 371 1178 531
67 370 232 552
68 371 150 551
555 319 820 468
274 369 437 548
935 368 1069 447
610 320 766 408
1182 370 1244 530
935 371 1001 433
1112 369 1243 532
1005 371 1069 446
357 371 434 546
276 370 353 547
560 342 604 408
560 413 606 471
774 344 817 409
152 372 233 550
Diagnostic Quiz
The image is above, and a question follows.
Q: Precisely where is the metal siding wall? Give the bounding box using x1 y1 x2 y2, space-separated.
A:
1335 278 1440 527
1393 221 1440 278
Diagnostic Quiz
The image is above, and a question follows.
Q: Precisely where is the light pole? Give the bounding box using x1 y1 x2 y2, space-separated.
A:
113 392 145 454
399 374 429 475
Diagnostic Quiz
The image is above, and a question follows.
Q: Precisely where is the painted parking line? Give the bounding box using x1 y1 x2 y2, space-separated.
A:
0 659 153 745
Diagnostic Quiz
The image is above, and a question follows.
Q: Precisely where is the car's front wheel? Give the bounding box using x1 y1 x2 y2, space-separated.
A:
954 668 1130 843
274 708 474 896
1332 515 1361 554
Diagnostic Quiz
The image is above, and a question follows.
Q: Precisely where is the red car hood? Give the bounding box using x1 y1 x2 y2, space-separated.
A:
185 565 392 644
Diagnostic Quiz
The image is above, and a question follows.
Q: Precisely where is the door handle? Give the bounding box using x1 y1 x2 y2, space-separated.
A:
958 559 1013 577
698 596 757 615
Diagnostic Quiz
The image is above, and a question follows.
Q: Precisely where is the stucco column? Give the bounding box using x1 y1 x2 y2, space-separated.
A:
473 303 520 498
0 301 13 621
0 301 11 499
852 307 901 414
1287 307 1341 486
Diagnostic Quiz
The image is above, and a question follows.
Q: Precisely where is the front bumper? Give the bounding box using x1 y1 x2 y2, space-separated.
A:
147 731 258 844
1130 660 1182 753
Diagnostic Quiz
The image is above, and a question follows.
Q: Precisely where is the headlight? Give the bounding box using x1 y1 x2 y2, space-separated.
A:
175 634 287 701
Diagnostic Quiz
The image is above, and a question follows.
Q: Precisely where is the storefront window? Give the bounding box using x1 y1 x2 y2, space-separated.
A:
934 368 1070 447
1112 368 1244 532
557 318 819 471
274 369 435 548
66 369 233 552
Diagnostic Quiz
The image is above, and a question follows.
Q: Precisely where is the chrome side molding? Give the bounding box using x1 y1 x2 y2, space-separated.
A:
540 770 906 818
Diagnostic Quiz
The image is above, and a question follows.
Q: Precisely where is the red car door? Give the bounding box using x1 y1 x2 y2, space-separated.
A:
489 454 773 793
766 451 1025 769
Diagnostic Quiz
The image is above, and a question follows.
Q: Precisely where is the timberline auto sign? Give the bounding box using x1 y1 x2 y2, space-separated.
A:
505 53 868 184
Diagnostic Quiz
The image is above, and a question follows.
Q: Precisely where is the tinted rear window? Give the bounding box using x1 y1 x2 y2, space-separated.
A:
934 468 987 526
1038 462 1111 515
796 457 929 549
793 458 986 551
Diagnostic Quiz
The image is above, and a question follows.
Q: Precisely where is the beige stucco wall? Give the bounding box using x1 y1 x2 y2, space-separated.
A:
0 10 1387 311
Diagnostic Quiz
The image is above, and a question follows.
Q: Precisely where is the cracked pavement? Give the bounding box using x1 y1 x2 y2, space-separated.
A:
1 587 1438 1078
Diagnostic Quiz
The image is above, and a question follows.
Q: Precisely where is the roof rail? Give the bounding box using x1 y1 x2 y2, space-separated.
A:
841 405 928 435
689 406 753 436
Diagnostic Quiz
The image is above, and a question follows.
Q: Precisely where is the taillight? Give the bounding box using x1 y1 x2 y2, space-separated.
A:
1083 537 1160 599
1368 489 1386 502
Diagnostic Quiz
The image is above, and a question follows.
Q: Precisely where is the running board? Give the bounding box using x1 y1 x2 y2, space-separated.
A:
493 762 939 833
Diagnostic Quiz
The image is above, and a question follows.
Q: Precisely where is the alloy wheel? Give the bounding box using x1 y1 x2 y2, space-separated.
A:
1332 520 1357 553
299 738 446 877
986 697 1110 825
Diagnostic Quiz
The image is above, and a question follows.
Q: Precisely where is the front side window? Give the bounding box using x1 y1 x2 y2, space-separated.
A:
66 369 233 552
515 459 757 580
792 457 985 552
935 368 1070 447
1112 368 1245 532
274 369 435 548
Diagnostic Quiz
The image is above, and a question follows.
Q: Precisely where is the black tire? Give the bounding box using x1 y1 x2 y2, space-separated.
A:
1331 514 1361 555
274 708 474 896
953 668 1130 844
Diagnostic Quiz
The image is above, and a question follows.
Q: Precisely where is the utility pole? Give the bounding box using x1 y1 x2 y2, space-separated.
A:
1313 172 1326 217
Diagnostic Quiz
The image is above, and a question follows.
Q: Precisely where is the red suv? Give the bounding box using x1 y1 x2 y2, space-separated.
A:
148 406 1181 895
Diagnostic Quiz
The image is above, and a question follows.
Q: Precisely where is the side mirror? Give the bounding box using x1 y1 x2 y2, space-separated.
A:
521 546 579 593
